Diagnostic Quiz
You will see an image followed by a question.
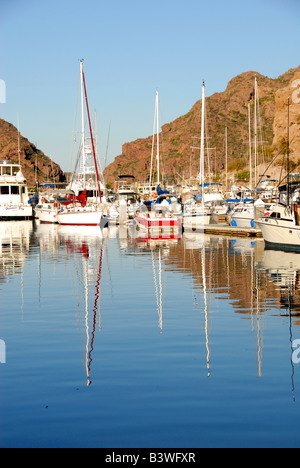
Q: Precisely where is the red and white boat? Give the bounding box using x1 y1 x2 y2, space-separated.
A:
133 210 181 236
132 91 181 237
57 60 103 228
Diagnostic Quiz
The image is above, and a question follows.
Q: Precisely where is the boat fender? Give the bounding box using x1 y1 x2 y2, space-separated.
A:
264 212 270 217
250 220 255 228
231 220 237 227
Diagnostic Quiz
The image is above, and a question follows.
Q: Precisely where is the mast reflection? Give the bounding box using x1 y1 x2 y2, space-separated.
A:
58 226 104 387
256 248 300 399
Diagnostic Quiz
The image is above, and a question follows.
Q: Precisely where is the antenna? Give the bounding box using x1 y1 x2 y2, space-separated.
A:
287 97 290 207
17 114 21 165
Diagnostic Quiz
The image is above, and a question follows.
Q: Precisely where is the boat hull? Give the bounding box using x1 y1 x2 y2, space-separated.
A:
134 215 181 236
230 217 255 229
0 206 33 221
35 207 59 224
57 209 102 226
182 213 211 231
256 218 300 251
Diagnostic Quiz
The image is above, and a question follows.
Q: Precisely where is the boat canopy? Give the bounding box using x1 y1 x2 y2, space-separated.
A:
226 198 254 203
260 179 277 183
199 182 222 188
157 185 170 196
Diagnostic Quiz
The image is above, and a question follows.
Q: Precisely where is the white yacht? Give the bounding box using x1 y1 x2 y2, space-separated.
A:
255 203 300 250
228 198 273 229
255 177 300 250
0 160 32 220
228 202 255 228
183 82 212 231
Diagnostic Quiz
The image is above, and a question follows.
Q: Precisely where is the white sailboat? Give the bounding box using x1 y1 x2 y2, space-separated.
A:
255 98 300 250
133 90 181 236
183 81 211 231
57 61 102 227
229 78 259 228
229 78 276 228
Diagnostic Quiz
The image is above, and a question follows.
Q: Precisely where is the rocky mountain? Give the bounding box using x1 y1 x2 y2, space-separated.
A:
104 66 300 185
0 119 65 187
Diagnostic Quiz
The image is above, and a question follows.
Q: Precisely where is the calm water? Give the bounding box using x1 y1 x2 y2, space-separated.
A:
1 221 300 448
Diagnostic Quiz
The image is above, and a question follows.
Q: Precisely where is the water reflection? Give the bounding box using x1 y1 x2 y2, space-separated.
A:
57 226 104 386
256 249 300 317
29 222 107 386
0 221 32 285
256 247 300 399
2 222 300 385
3 222 300 448
162 234 265 378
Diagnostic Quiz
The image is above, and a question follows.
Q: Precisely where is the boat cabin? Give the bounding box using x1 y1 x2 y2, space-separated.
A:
0 161 29 205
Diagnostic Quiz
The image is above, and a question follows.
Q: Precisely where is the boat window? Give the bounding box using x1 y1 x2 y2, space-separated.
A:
270 212 280 219
11 186 20 195
21 186 26 194
0 186 9 195
2 167 11 176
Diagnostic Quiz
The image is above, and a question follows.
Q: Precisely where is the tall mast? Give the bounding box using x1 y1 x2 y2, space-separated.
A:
156 90 160 186
200 81 205 209
287 97 290 208
225 126 228 191
94 109 98 162
80 60 86 185
94 109 103 184
254 77 258 189
17 114 21 166
248 102 252 190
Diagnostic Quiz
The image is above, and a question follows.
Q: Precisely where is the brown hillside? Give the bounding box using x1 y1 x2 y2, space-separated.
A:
104 66 300 185
0 119 65 187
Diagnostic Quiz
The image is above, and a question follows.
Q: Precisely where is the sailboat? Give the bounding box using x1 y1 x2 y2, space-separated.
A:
133 90 181 237
183 81 212 231
229 77 276 228
255 98 300 250
57 60 103 227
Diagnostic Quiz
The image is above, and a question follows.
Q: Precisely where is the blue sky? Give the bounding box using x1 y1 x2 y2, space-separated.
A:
0 0 299 172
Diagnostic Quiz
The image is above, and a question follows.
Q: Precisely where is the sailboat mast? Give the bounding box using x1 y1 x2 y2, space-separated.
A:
254 77 258 189
81 63 102 203
17 114 21 166
225 126 228 191
94 109 98 162
80 60 86 185
248 102 252 190
156 90 160 186
200 81 205 209
287 97 290 208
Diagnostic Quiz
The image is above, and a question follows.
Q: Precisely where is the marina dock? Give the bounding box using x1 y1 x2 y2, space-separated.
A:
203 223 263 238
